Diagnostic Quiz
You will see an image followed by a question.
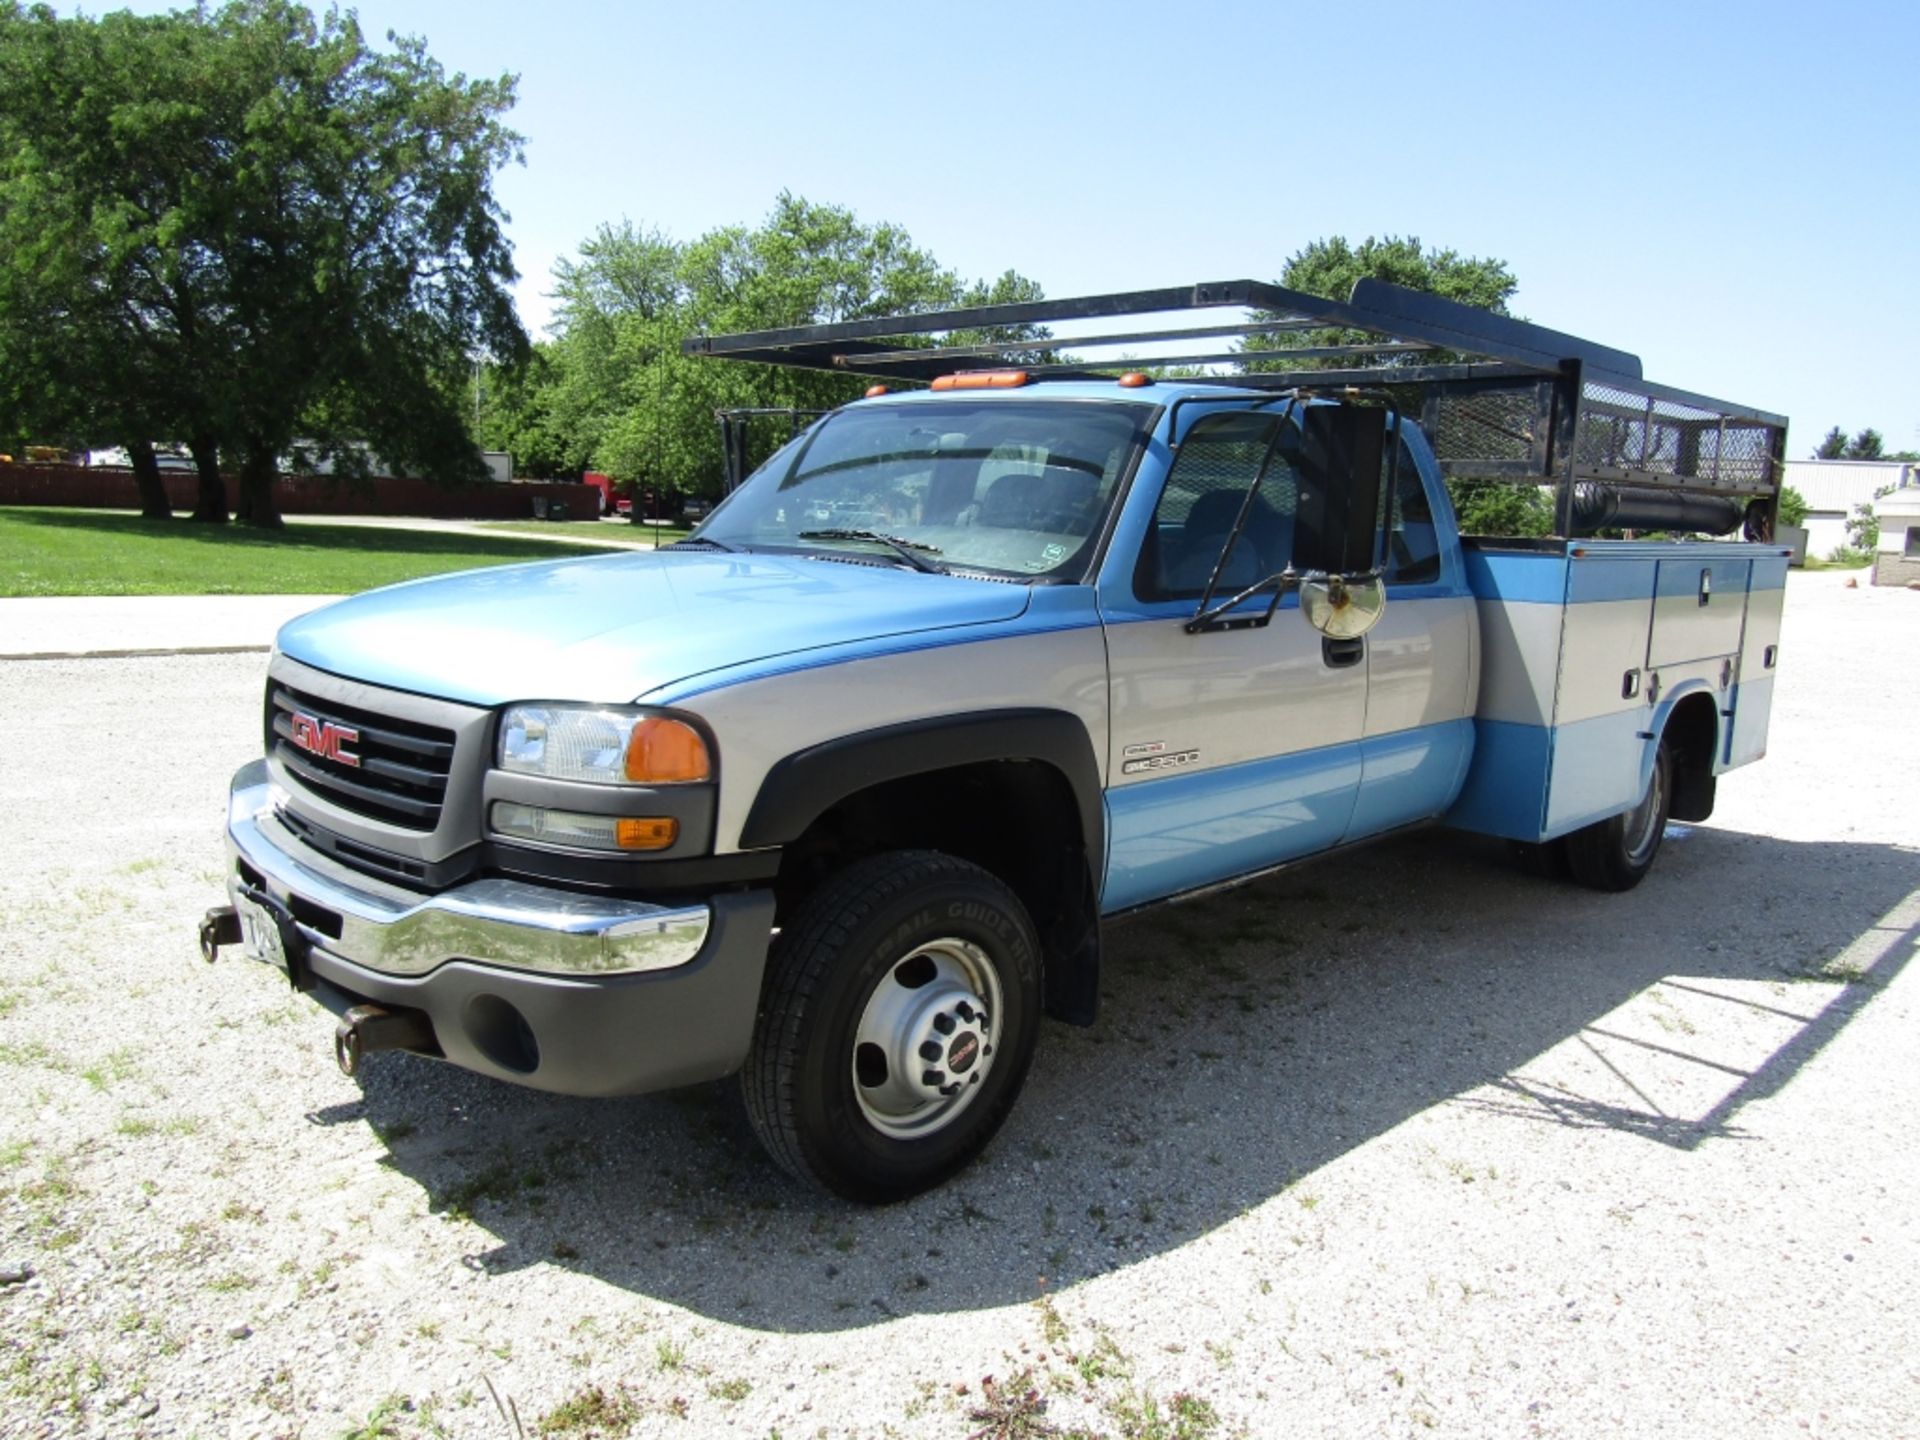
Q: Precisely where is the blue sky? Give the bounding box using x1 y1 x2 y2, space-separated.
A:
98 0 1920 454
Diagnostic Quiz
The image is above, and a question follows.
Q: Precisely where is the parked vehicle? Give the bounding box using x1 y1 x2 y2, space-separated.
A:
203 279 1789 1201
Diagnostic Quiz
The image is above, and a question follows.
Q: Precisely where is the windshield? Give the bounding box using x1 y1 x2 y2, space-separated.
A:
690 399 1152 579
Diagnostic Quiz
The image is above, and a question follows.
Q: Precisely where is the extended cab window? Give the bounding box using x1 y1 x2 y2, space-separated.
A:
1135 411 1299 601
696 400 1150 580
1381 439 1442 585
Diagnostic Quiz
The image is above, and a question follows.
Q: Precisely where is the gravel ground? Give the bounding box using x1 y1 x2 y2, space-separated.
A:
1 570 1915 1440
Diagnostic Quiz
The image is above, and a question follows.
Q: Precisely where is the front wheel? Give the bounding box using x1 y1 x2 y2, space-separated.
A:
1565 739 1672 892
742 851 1042 1203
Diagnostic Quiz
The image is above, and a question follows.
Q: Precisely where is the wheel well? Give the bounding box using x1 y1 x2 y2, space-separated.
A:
1664 691 1720 823
773 760 1101 1025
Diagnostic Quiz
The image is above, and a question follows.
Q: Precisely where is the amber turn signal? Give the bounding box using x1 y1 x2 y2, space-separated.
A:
622 717 711 783
615 817 679 851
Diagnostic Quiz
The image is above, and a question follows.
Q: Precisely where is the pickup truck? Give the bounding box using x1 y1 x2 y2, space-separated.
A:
202 279 1790 1202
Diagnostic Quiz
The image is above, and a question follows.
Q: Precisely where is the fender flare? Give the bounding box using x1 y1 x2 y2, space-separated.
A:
739 708 1105 872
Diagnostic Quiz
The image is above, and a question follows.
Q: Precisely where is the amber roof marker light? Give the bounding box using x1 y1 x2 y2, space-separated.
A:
930 370 1030 391
1118 372 1153 388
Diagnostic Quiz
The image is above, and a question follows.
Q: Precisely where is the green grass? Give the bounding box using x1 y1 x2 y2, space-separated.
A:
0 507 627 597
1801 551 1874 572
471 518 686 545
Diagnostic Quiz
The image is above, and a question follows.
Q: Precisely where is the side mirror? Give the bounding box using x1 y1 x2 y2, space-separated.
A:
1300 573 1386 639
1291 404 1388 578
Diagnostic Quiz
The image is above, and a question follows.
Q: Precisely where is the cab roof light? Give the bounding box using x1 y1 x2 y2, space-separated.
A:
1117 371 1153 388
864 384 890 398
930 370 1030 391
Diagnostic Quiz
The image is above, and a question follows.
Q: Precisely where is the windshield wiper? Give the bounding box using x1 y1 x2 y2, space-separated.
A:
797 529 946 574
664 536 740 552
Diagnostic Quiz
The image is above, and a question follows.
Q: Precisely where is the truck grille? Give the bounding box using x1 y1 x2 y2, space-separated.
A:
267 681 457 832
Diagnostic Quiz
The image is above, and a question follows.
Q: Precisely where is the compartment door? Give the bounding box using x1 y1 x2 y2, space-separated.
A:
1648 557 1751 668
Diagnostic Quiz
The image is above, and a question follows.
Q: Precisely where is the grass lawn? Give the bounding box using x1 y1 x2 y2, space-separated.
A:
0 507 629 597
470 518 690 545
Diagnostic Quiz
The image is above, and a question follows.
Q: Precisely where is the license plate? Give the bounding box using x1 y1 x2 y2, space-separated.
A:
236 893 290 973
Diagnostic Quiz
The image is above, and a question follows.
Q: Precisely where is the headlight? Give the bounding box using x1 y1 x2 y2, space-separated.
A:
498 706 710 785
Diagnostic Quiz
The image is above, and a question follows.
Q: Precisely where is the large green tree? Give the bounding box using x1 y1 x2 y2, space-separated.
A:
527 194 1045 501
0 1 526 527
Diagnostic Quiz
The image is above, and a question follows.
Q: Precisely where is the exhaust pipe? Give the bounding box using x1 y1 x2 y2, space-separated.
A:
199 906 241 963
334 1004 436 1077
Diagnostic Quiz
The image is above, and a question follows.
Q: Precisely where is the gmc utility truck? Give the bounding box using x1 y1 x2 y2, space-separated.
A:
202 280 1790 1201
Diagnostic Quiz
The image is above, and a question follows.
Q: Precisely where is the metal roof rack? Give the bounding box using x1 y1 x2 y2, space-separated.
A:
684 279 1789 535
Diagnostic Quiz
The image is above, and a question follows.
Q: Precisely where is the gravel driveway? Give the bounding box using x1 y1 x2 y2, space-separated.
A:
1 570 1915 1439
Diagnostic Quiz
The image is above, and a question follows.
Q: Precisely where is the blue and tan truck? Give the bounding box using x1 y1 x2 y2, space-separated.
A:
202 279 1789 1200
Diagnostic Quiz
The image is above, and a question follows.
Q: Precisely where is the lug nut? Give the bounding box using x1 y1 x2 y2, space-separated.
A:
955 1000 976 1022
919 1040 942 1062
933 1012 956 1035
922 1068 945 1087
940 1082 961 1097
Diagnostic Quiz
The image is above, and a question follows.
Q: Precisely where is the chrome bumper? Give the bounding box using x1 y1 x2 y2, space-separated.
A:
224 761 710 979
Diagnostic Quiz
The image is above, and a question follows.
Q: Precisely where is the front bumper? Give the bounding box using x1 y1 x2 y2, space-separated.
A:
221 760 775 1096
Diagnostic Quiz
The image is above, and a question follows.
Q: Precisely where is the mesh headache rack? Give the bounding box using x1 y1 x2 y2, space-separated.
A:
683 279 1789 538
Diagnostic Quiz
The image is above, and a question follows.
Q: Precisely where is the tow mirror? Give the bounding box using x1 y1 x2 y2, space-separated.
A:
1291 404 1388 579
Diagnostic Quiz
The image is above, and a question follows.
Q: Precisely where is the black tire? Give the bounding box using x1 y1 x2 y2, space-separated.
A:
1565 740 1672 893
742 850 1042 1203
1506 836 1570 879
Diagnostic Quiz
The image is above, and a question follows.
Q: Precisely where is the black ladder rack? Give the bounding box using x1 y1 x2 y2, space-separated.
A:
683 278 1788 535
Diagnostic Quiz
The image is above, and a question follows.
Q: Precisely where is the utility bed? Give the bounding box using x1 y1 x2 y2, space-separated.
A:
1450 537 1789 844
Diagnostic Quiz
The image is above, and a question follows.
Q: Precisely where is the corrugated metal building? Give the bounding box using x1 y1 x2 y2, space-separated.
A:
1781 459 1916 558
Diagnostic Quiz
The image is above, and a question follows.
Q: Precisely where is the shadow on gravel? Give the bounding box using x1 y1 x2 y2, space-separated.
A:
332 824 1920 1334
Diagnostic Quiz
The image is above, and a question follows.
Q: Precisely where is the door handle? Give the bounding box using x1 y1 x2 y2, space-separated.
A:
1322 636 1364 669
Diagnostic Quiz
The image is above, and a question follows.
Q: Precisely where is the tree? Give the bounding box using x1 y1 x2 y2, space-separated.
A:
1248 235 1544 535
537 195 1045 501
0 1 526 527
1813 426 1891 461
1845 502 1879 552
1777 485 1808 528
1281 234 1517 315
1844 428 1884 461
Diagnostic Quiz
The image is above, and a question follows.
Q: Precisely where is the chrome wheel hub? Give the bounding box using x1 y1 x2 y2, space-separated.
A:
852 938 1001 1139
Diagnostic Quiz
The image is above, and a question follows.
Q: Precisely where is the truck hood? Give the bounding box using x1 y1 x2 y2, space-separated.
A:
275 549 1032 706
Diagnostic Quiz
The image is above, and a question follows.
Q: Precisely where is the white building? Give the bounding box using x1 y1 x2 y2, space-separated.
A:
1782 459 1916 559
1873 485 1920 587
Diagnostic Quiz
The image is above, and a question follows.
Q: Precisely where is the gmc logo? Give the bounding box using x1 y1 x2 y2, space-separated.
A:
290 712 361 768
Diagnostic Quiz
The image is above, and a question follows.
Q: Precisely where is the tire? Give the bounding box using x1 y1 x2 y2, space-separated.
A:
1565 739 1672 893
1506 837 1570 879
742 850 1042 1203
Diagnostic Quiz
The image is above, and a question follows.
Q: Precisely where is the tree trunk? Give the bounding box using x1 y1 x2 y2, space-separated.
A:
238 444 283 529
127 439 172 520
188 435 227 523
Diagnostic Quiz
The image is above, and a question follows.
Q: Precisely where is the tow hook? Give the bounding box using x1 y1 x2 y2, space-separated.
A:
334 1004 435 1077
199 906 241 963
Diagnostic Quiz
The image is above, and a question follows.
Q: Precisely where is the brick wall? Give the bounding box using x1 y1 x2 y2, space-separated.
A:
0 463 599 521
1872 553 1920 588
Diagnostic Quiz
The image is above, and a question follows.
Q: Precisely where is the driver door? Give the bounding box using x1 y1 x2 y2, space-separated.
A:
1096 409 1368 913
